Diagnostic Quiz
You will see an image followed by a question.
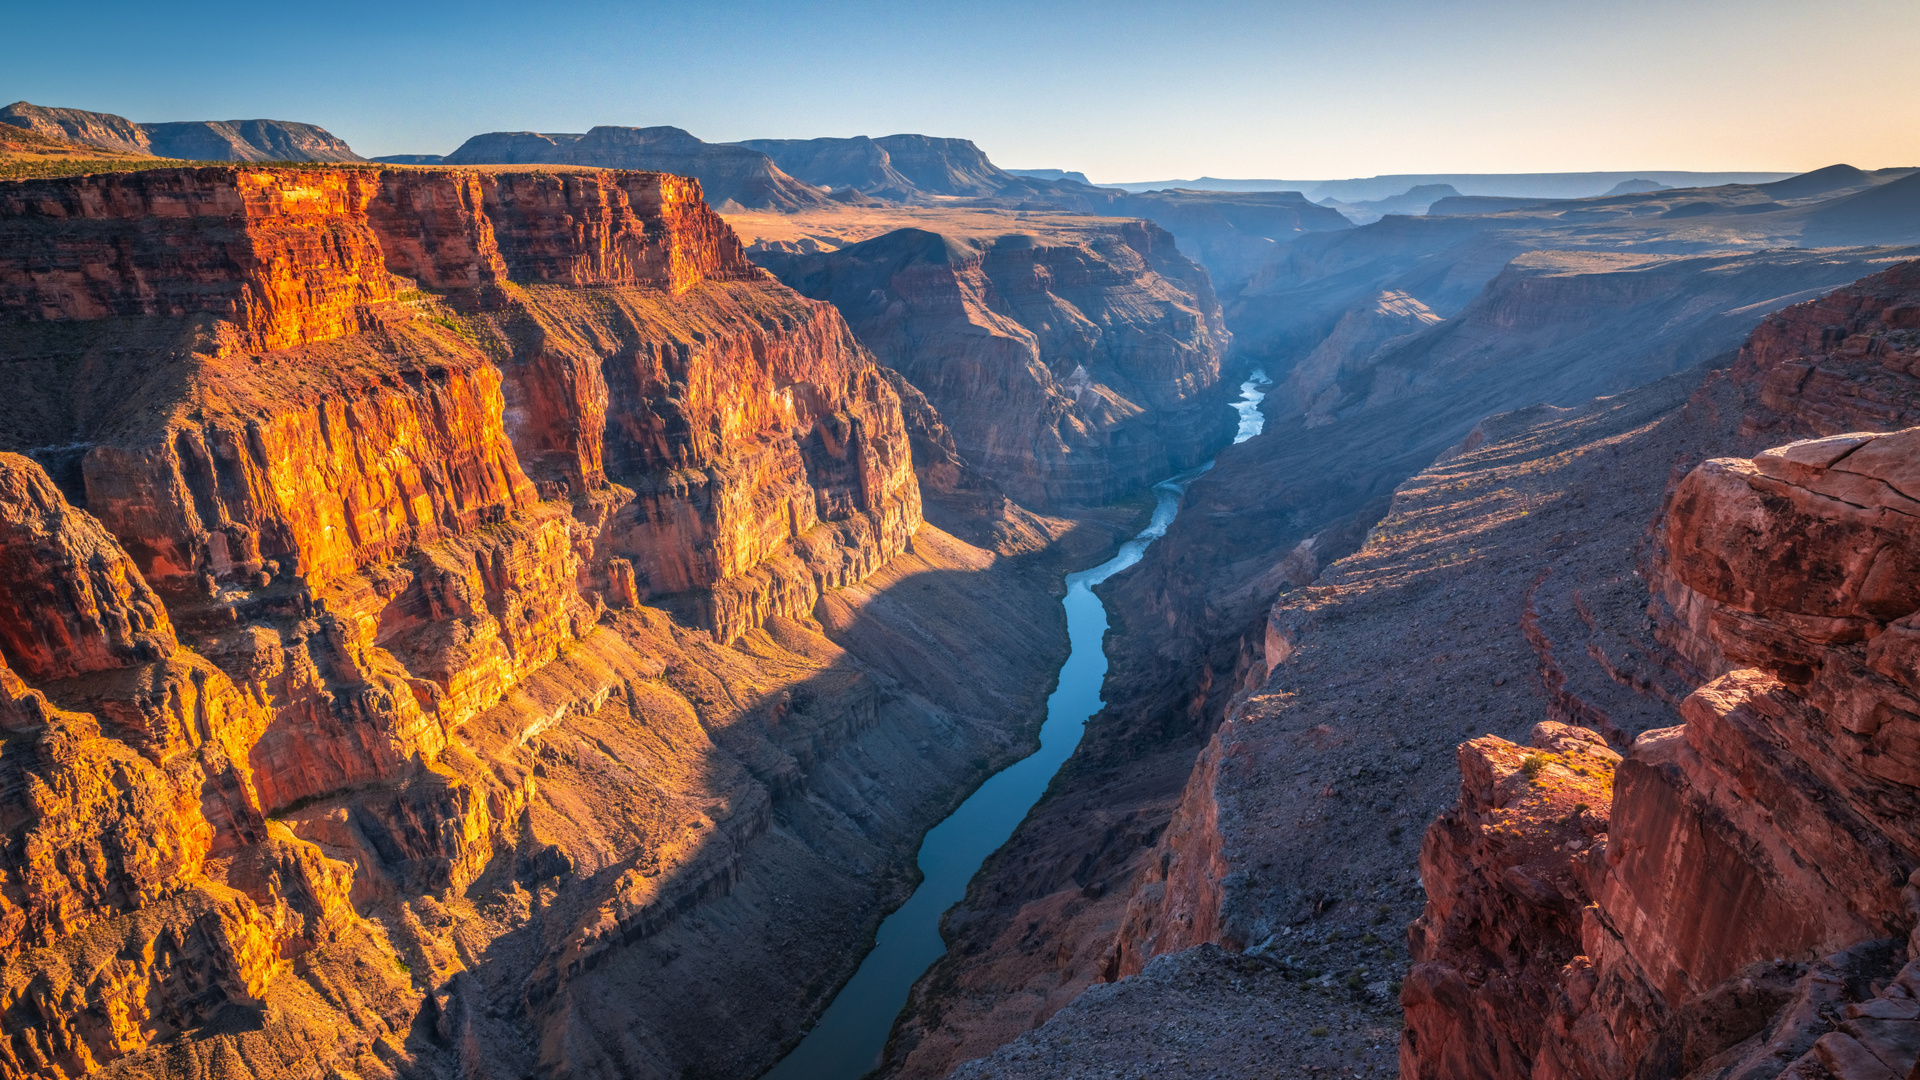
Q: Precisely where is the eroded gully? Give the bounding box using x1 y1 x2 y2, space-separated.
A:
763 370 1273 1080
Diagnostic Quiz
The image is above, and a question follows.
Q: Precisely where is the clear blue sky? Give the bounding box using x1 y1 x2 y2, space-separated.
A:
9 0 1916 181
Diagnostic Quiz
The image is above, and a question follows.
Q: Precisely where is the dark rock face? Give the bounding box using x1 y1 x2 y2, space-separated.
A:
445 125 830 211
0 100 361 161
758 219 1234 506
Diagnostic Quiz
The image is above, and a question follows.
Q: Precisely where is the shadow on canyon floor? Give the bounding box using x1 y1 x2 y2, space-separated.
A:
346 507 1144 1080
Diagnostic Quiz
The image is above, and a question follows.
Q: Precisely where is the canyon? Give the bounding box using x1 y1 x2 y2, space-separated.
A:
918 256 1920 1080
0 161 1139 1080
4 97 1920 1080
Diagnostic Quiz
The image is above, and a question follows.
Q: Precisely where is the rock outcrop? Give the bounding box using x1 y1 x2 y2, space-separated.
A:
0 454 382 1078
0 162 1081 1079
756 219 1234 506
1401 260 1920 1080
0 101 362 162
893 257 1920 1080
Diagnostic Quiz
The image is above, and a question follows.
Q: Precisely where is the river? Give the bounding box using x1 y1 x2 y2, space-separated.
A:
762 370 1273 1080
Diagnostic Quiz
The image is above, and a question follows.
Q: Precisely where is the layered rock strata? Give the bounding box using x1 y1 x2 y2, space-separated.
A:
756 219 1235 506
1396 263 1920 1079
902 261 1920 1080
0 163 1078 1079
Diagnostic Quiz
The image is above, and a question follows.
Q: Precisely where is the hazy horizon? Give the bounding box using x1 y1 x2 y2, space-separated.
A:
9 0 1916 181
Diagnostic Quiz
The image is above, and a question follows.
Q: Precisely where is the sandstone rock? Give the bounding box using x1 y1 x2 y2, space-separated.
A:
0 454 175 680
0 160 1023 1079
1406 412 1920 1078
0 167 393 352
1732 258 1920 440
0 460 361 1078
1400 725 1616 1080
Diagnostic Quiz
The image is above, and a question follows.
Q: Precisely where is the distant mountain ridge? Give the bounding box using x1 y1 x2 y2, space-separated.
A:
1106 171 1799 201
1319 183 1463 224
0 101 361 162
1006 168 1094 185
443 126 831 211
734 133 1092 204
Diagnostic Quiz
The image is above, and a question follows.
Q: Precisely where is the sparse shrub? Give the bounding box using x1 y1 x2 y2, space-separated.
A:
1310 1026 1330 1037
1520 753 1549 780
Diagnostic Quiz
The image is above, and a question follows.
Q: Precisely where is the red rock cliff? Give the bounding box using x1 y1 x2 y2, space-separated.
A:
0 165 931 1079
1404 261 1920 1080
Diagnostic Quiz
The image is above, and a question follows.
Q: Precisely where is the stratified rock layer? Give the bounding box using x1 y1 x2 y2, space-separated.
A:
0 164 1066 1080
1402 260 1920 1080
757 219 1234 506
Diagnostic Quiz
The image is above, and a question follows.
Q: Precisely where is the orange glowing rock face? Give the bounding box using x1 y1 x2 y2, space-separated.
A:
0 453 177 680
0 161 925 1077
0 168 393 351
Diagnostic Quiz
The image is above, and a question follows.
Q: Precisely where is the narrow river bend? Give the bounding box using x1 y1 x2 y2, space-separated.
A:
763 370 1273 1080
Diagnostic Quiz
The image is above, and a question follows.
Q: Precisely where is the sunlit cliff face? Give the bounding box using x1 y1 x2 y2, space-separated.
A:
0 163 932 1077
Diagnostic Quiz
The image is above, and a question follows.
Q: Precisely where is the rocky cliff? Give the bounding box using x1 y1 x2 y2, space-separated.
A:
896 258 1920 1080
0 101 362 162
0 163 1090 1079
1400 260 1920 1080
754 218 1234 506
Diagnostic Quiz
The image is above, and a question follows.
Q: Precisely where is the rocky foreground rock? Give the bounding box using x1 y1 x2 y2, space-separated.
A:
909 259 1920 1079
0 163 1107 1079
1405 259 1920 1080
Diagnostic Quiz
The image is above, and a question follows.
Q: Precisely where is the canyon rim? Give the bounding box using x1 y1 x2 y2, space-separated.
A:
4 4 1920 1078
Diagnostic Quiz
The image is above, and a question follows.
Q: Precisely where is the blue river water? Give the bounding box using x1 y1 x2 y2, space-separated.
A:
762 370 1272 1080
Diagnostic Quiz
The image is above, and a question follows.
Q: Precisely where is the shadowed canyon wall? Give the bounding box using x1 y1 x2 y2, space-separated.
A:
755 219 1235 507
0 164 1097 1080
889 259 1920 1079
1403 258 1920 1080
